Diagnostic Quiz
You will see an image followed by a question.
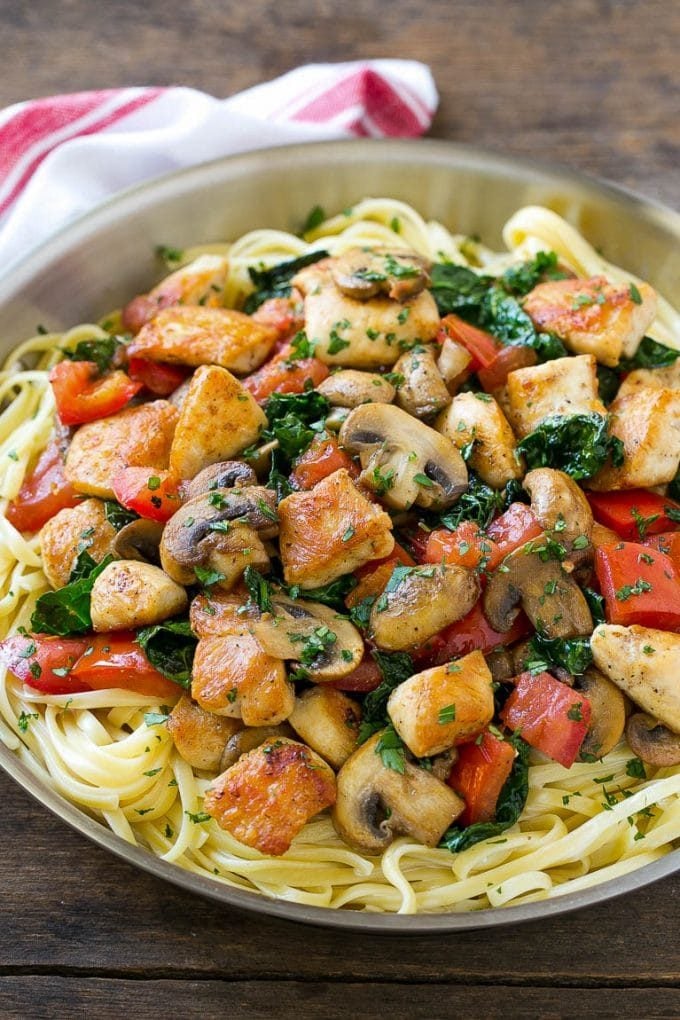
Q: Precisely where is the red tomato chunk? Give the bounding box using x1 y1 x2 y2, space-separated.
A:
447 730 516 825
500 671 591 768
594 541 680 630
6 441 80 532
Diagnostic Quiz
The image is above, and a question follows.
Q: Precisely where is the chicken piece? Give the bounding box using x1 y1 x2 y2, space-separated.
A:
189 589 254 637
436 392 523 488
168 694 241 771
203 738 336 856
191 634 294 727
588 385 680 490
64 400 178 499
40 498 117 588
277 468 394 588
168 365 266 478
288 687 361 770
297 264 440 369
127 305 277 373
387 651 495 758
505 354 606 438
89 561 188 631
523 275 657 367
616 361 680 400
122 254 230 334
591 624 680 732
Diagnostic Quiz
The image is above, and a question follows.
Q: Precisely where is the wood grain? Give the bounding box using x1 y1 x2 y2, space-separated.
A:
1 1 679 1014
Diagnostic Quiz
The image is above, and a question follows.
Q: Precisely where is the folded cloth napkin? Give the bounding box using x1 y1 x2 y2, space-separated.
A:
0 60 437 268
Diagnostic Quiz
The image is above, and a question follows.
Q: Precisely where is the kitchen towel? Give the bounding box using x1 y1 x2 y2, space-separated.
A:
0 60 437 267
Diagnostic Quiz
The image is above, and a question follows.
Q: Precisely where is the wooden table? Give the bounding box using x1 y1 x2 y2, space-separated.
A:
1 2 679 1016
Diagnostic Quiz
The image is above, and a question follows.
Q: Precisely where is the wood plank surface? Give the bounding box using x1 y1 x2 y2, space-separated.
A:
0 1 679 1016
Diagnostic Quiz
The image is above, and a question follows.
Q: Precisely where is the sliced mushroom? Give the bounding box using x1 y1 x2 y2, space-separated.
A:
168 695 242 771
485 647 516 684
184 460 257 500
483 540 593 639
317 370 396 408
523 468 594 546
430 747 459 782
394 346 451 421
369 563 480 651
288 687 361 769
576 668 626 760
160 486 277 589
219 723 294 770
90 561 188 632
626 713 680 767
252 594 364 679
339 403 467 511
112 518 164 564
331 247 431 302
332 731 464 855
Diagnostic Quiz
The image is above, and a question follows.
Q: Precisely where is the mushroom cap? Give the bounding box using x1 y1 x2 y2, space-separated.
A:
483 539 593 638
626 713 680 767
317 370 396 408
576 668 626 760
252 594 365 680
184 460 257 500
523 468 594 545
339 403 467 511
369 563 480 651
331 247 431 302
112 518 164 565
394 346 452 421
219 723 294 771
332 731 464 855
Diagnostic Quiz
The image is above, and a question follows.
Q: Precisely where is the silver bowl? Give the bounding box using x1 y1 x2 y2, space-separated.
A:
1 139 679 932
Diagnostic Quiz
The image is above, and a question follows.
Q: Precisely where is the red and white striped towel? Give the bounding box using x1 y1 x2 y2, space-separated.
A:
0 61 437 267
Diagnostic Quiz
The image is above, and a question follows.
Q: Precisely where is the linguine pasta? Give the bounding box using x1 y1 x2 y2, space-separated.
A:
1 199 679 914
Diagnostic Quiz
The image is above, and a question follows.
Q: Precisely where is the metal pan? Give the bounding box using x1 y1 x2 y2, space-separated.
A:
1 139 679 932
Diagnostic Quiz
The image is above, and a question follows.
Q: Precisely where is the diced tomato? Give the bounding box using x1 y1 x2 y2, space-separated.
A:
487 502 543 555
290 436 359 490
500 671 591 768
424 504 541 574
242 345 329 403
70 633 179 698
413 600 531 667
437 314 500 371
477 344 538 392
644 531 680 573
327 655 383 693
586 490 680 542
6 441 80 533
49 361 142 426
127 357 189 396
252 295 304 345
405 526 432 563
594 541 680 629
447 730 516 825
112 467 182 523
0 634 91 695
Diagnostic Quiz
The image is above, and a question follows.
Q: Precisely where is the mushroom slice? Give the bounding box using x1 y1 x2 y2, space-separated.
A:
90 561 188 632
331 247 431 302
575 669 626 760
590 624 680 732
339 403 467 511
185 460 257 500
523 468 593 546
332 731 464 855
168 695 242 771
220 723 294 771
483 540 593 639
388 652 495 758
252 594 364 680
317 369 396 408
394 346 451 421
160 486 278 589
112 518 164 565
369 563 480 651
625 713 680 767
289 687 361 769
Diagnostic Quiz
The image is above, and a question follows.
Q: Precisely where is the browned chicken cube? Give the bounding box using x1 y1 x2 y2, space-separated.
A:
168 695 241 771
203 738 336 856
191 634 294 727
40 498 117 588
278 468 394 588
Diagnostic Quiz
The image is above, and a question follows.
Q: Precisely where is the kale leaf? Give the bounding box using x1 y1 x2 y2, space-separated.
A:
667 467 680 504
517 413 624 480
439 738 530 853
527 633 593 676
357 650 415 743
262 390 330 461
63 334 126 373
31 555 113 636
500 251 566 296
436 473 505 531
286 574 357 610
429 264 491 317
243 250 329 313
243 566 275 613
584 587 606 626
620 336 680 371
597 365 621 405
478 288 567 362
136 618 197 689
103 500 139 531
